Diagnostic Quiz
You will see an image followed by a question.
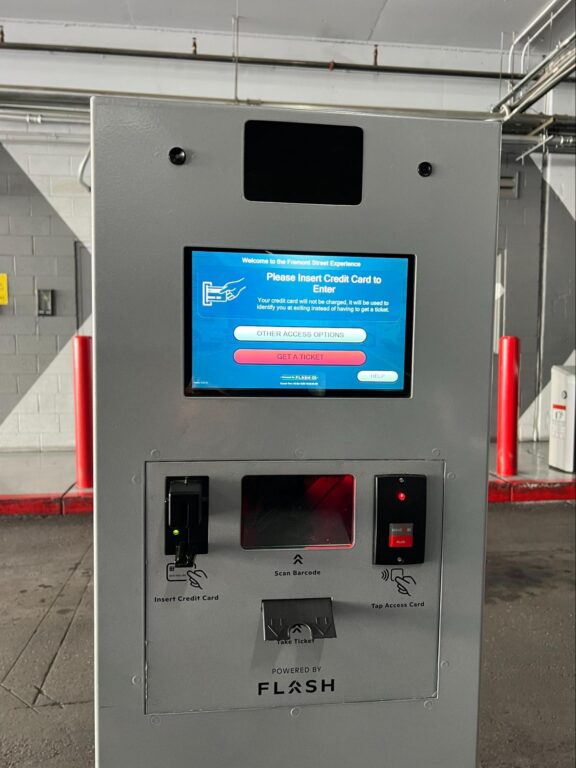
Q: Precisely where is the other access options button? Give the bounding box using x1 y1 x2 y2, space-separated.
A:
234 326 367 343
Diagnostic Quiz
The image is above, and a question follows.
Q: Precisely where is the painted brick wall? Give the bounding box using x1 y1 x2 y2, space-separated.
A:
491 153 575 441
0 125 91 451
492 155 543 439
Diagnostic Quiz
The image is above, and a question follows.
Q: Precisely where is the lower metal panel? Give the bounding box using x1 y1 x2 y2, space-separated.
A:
145 460 443 714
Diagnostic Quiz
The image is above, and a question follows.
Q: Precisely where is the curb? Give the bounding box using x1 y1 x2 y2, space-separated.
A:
0 486 93 516
487 475 576 503
0 493 62 515
1 478 574 515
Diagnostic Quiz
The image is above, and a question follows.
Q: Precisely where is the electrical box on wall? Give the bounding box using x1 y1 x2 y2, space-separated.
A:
92 99 500 768
549 365 576 472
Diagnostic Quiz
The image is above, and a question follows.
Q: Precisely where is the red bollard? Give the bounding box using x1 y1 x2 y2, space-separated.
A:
73 335 93 490
496 336 520 477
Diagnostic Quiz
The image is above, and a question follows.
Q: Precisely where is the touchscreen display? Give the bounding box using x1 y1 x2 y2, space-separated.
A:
185 249 414 396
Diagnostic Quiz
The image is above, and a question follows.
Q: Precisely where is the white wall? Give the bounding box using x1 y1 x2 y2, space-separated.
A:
0 121 91 450
518 152 576 441
0 19 538 113
0 19 574 451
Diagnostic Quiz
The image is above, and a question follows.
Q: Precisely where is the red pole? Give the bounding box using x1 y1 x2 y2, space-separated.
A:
73 335 93 490
496 336 520 477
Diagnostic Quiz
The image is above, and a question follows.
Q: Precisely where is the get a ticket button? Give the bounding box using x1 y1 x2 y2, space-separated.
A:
234 350 366 366
357 370 399 383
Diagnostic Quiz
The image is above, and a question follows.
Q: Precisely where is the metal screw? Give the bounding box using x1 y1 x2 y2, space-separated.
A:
418 161 433 177
168 147 187 165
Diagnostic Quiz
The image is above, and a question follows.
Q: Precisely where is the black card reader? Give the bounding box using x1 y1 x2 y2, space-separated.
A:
165 477 209 566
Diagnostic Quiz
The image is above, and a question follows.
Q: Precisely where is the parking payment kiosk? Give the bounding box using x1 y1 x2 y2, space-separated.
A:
92 99 500 768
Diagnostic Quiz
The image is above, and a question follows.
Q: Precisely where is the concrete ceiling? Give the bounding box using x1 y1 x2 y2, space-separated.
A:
0 0 561 50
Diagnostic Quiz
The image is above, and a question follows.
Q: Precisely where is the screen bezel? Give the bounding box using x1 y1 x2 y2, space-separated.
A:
184 247 415 398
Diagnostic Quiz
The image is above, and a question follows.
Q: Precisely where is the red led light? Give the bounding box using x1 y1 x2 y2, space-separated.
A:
396 491 407 502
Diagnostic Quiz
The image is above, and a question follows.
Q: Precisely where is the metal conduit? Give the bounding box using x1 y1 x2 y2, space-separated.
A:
493 30 576 111
0 40 537 81
491 38 576 123
519 0 575 73
0 110 89 125
507 0 571 72
0 107 573 152
0 110 568 146
503 54 576 118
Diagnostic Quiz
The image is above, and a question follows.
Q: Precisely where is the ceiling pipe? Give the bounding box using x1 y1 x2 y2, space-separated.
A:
492 30 576 111
0 40 537 81
0 99 519 125
504 134 573 146
0 107 573 152
0 109 89 124
507 0 570 73
0 80 574 145
515 134 556 161
0 104 573 148
1 102 89 116
519 0 574 73
503 51 576 119
77 148 91 191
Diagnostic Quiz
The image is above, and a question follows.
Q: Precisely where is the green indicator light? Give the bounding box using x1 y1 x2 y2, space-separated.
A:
172 529 180 536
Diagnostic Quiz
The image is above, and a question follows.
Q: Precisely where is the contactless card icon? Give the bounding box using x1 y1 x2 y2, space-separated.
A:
381 567 417 596
202 278 246 307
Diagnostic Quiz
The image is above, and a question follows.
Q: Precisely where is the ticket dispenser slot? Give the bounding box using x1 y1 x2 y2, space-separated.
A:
165 477 209 566
262 598 337 641
374 475 426 565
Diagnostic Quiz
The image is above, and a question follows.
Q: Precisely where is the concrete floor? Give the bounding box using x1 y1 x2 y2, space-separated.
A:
0 504 574 768
0 451 76 496
480 502 575 768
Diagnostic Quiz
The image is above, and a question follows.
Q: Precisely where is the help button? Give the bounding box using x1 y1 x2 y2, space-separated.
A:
389 523 414 548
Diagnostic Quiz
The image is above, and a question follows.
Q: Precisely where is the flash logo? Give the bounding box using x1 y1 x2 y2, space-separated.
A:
258 679 335 695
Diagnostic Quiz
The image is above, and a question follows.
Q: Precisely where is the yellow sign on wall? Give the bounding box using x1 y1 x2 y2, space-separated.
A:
0 273 8 305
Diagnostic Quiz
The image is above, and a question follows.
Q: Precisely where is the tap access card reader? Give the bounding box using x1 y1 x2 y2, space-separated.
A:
374 474 427 565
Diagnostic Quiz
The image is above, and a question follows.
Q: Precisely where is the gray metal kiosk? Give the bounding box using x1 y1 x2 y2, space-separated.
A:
92 98 500 768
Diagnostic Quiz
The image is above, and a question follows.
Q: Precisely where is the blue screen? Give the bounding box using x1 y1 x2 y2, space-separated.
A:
187 249 413 395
